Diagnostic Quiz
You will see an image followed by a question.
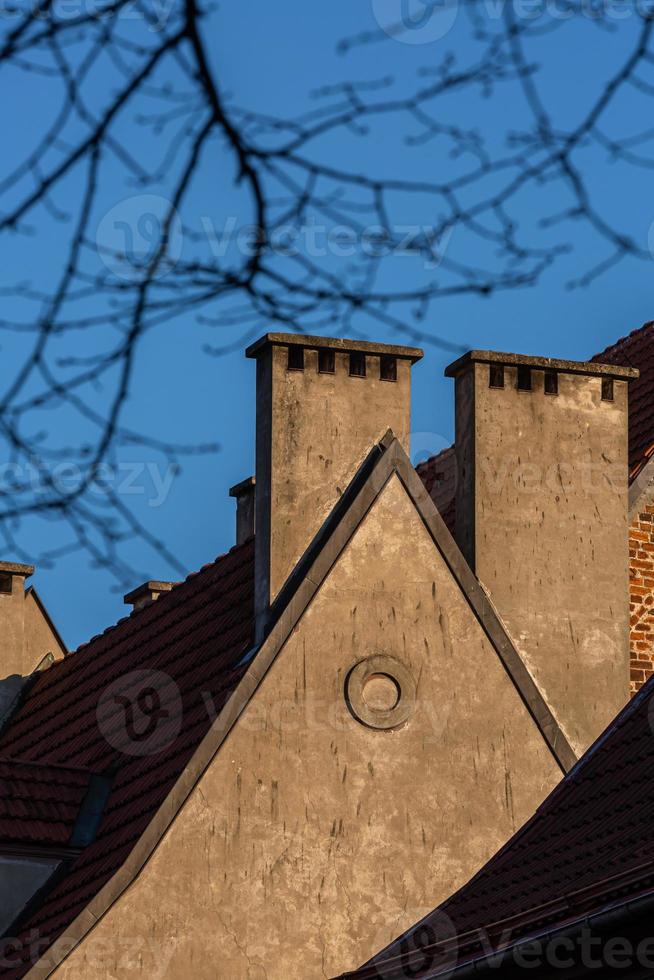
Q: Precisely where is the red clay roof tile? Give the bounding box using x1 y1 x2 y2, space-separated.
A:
0 760 91 846
2 324 654 976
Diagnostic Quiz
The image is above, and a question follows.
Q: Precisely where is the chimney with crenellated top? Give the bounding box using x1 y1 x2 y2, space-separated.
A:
246 334 423 638
0 561 67 679
446 349 638 755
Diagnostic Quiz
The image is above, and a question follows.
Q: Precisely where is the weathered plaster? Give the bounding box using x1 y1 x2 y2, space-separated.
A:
24 589 67 671
249 336 421 635
49 474 562 980
0 573 66 680
451 359 632 756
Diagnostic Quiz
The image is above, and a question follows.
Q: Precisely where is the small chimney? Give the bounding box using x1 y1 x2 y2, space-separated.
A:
446 350 638 755
229 476 256 545
124 581 176 613
246 333 423 637
0 562 34 678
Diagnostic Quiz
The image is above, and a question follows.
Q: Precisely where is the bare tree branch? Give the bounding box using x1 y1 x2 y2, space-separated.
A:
0 0 652 581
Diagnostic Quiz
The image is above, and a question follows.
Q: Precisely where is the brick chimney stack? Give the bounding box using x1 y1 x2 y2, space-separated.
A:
246 334 423 637
446 350 639 755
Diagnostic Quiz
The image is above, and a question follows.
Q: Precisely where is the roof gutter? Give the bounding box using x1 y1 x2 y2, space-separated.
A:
449 888 654 980
350 885 654 980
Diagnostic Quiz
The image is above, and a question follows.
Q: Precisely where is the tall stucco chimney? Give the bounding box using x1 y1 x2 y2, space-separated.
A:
246 333 423 636
446 350 639 756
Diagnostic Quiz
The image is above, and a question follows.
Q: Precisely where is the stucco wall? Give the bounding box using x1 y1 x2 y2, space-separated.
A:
255 343 414 615
455 361 630 758
24 590 66 671
0 577 25 679
51 476 561 980
0 582 64 679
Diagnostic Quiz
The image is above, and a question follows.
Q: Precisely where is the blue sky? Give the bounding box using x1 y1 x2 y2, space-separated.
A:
1 2 653 648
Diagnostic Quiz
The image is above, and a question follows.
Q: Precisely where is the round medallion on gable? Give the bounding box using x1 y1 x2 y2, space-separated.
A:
345 654 416 730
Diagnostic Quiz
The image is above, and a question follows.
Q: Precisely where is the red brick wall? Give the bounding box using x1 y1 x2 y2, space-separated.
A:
630 504 654 694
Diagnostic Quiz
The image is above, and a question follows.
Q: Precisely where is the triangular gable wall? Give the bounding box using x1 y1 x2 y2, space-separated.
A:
29 435 575 980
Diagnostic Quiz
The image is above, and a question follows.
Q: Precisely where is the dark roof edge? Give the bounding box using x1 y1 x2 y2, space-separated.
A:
24 433 574 980
245 332 423 362
629 455 654 520
340 882 654 980
445 349 639 380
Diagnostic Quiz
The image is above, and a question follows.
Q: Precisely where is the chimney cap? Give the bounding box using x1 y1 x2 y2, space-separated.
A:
229 476 256 498
123 580 177 609
445 349 640 381
245 333 423 364
0 561 35 578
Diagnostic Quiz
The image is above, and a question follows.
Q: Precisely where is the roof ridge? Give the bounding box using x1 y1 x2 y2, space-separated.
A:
60 540 252 664
593 319 654 360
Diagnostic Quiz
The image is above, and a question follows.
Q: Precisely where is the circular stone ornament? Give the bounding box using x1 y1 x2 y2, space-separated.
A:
345 655 416 730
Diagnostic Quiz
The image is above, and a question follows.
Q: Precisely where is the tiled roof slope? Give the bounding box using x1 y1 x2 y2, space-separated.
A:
0 538 254 977
340 676 654 979
592 321 654 478
416 447 456 536
0 760 91 846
